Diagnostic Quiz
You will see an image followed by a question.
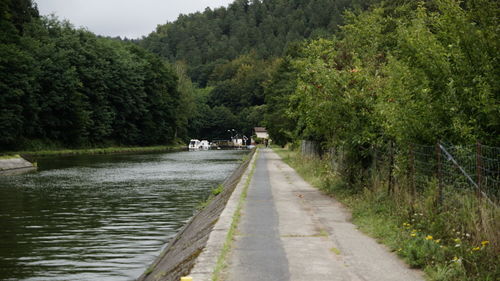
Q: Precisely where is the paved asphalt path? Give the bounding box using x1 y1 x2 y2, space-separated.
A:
226 148 424 281
226 148 290 281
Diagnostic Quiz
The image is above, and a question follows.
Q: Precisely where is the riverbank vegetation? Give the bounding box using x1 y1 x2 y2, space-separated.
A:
13 145 184 158
0 154 21 160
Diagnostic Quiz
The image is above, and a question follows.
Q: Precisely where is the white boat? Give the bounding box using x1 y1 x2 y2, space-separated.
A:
188 139 201 150
200 140 210 150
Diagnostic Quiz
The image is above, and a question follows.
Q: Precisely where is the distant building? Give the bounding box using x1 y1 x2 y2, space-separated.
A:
252 127 269 145
254 127 269 139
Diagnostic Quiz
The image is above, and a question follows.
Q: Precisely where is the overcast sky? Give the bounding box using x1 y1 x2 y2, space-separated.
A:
35 0 234 39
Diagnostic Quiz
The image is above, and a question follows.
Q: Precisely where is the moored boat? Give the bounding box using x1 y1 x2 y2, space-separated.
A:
188 139 201 150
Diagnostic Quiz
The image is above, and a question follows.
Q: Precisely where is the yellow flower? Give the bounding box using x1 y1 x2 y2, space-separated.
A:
452 256 459 261
481 241 489 246
425 235 433 240
472 247 480 251
411 233 416 237
435 239 441 243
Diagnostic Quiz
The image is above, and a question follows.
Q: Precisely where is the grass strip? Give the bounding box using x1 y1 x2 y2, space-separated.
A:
2 145 184 158
0 154 21 160
212 149 259 281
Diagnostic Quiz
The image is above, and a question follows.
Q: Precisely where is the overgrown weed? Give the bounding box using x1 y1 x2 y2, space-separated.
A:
273 146 499 281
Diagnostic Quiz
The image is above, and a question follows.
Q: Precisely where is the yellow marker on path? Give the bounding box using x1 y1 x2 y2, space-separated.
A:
180 277 193 281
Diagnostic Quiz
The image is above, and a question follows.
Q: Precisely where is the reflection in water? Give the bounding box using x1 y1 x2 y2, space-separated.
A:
0 150 247 281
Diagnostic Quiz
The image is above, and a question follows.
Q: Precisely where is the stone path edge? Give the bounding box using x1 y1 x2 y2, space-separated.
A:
188 149 259 281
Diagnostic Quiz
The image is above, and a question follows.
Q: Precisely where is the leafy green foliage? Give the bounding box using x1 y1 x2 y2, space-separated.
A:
284 0 498 186
0 1 180 150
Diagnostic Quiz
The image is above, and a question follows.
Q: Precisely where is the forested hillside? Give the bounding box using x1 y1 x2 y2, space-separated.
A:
0 0 181 150
140 0 375 86
140 0 376 140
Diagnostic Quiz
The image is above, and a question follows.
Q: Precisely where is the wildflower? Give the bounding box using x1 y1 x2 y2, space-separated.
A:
411 233 416 237
465 233 470 238
435 239 441 243
455 244 461 248
472 247 480 251
425 235 433 240
452 256 459 261
481 241 489 247
453 238 461 243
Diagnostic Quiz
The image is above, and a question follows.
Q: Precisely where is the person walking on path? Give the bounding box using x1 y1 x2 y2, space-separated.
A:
225 148 423 281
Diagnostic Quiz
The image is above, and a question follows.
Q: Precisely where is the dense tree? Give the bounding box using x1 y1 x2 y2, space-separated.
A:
281 0 499 190
0 2 181 150
140 0 371 86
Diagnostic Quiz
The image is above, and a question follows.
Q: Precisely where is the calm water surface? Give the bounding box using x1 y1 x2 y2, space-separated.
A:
0 150 247 280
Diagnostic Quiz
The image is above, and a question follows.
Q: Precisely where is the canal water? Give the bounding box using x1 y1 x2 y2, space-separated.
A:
0 149 248 281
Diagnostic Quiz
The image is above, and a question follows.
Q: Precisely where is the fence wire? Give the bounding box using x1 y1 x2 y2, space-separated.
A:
410 143 499 204
303 140 499 204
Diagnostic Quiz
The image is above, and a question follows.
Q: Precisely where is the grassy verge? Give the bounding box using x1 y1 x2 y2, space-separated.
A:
273 146 499 281
212 149 259 281
0 154 21 160
1 145 184 158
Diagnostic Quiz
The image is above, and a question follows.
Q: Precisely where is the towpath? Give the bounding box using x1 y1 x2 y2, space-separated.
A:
225 148 423 281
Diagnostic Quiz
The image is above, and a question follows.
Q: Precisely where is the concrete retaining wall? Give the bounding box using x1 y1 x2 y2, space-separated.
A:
137 149 256 281
0 156 36 175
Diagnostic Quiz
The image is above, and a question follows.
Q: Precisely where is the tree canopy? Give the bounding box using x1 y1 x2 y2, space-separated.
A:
1 0 498 151
0 0 180 150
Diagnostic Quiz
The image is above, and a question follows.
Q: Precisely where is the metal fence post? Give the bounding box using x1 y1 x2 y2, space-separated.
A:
436 142 443 206
476 141 482 197
388 141 394 196
409 144 415 197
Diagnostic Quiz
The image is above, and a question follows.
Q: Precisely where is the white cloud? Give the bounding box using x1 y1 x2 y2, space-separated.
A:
35 0 234 38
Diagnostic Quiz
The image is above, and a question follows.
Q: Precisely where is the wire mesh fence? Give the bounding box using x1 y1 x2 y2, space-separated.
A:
480 145 500 200
408 142 498 204
304 140 499 204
